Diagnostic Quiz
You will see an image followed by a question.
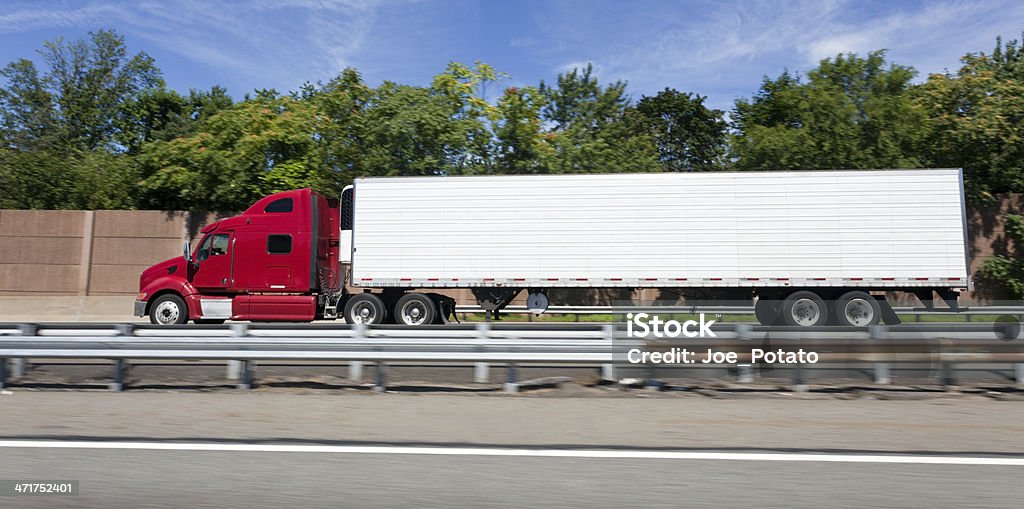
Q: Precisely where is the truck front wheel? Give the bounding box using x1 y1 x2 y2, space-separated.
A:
149 294 188 325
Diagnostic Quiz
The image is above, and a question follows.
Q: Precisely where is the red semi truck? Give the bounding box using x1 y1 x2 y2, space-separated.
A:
135 170 971 327
135 188 345 325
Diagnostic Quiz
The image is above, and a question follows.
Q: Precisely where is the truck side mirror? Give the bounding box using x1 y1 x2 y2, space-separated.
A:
183 241 192 263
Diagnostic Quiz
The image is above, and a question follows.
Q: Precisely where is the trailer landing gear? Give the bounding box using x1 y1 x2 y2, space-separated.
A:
472 288 522 321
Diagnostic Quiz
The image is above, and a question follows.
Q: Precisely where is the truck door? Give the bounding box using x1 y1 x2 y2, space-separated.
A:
191 232 234 291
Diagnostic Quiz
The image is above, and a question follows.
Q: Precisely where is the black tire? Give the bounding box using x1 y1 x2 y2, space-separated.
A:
149 294 188 325
754 298 781 326
194 319 226 325
781 291 828 327
344 293 387 325
834 291 881 327
394 293 437 326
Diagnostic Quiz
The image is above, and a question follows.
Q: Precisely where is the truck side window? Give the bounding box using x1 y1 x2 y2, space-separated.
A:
211 234 229 256
196 235 213 261
267 234 292 254
265 198 293 213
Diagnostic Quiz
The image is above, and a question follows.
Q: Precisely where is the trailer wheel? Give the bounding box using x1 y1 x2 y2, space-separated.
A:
344 293 387 325
394 293 436 326
781 291 828 327
754 298 781 326
834 291 881 327
150 294 188 325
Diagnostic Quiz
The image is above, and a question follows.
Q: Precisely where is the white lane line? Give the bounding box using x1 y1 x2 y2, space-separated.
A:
0 441 1022 466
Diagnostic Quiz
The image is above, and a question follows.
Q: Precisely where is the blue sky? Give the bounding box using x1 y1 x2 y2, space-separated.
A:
1 0 1022 112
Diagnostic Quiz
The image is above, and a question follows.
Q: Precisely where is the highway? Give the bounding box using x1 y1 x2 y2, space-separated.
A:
1 393 1023 507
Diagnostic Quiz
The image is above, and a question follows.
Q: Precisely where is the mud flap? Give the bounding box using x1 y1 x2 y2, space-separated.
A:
433 295 459 324
876 295 902 325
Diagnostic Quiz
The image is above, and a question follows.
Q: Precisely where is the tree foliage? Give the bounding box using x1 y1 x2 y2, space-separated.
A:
918 35 1024 200
1 28 1023 230
538 64 658 173
634 88 728 172
732 51 928 170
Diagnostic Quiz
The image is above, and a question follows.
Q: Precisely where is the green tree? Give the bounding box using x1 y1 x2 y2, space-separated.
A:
538 64 658 173
117 85 234 153
0 149 139 209
302 68 373 193
493 85 551 174
357 62 502 177
0 29 164 209
634 88 728 171
979 214 1024 299
0 29 163 152
0 59 55 149
732 51 928 170
917 35 1024 200
139 95 318 210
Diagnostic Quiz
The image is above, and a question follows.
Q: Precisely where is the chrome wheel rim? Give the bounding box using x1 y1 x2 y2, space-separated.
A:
350 302 378 324
843 298 875 327
154 301 180 324
400 300 428 326
790 298 820 326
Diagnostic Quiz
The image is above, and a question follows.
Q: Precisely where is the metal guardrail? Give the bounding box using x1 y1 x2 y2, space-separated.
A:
455 305 1024 322
1 322 1022 393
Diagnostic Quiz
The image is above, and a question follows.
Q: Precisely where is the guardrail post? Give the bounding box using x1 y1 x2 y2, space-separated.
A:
870 325 891 385
237 360 253 390
9 358 26 379
0 357 7 389
348 361 364 382
599 324 616 381
735 324 753 383
374 362 388 393
14 323 37 377
474 322 490 383
349 323 366 381
793 362 807 392
109 360 126 392
1015 364 1024 387
108 323 135 391
941 361 956 389
793 333 807 392
504 363 519 393
226 323 248 380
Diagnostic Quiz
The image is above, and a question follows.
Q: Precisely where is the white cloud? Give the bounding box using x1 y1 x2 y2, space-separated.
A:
0 4 117 33
550 0 1024 110
0 0 390 93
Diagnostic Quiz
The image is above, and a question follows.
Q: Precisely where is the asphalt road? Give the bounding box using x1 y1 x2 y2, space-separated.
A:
2 446 1021 508
1 393 1023 507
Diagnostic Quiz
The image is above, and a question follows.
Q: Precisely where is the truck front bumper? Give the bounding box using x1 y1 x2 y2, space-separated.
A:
134 300 147 317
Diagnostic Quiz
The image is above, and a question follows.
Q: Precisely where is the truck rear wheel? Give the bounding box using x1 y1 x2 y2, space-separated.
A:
395 293 436 326
150 294 188 325
834 291 881 327
344 294 387 325
781 291 828 327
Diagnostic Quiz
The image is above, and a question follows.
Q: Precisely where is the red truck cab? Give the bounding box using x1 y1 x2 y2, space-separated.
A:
135 188 342 324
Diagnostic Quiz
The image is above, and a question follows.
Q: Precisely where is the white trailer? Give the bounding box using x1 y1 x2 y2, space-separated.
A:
340 169 970 327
